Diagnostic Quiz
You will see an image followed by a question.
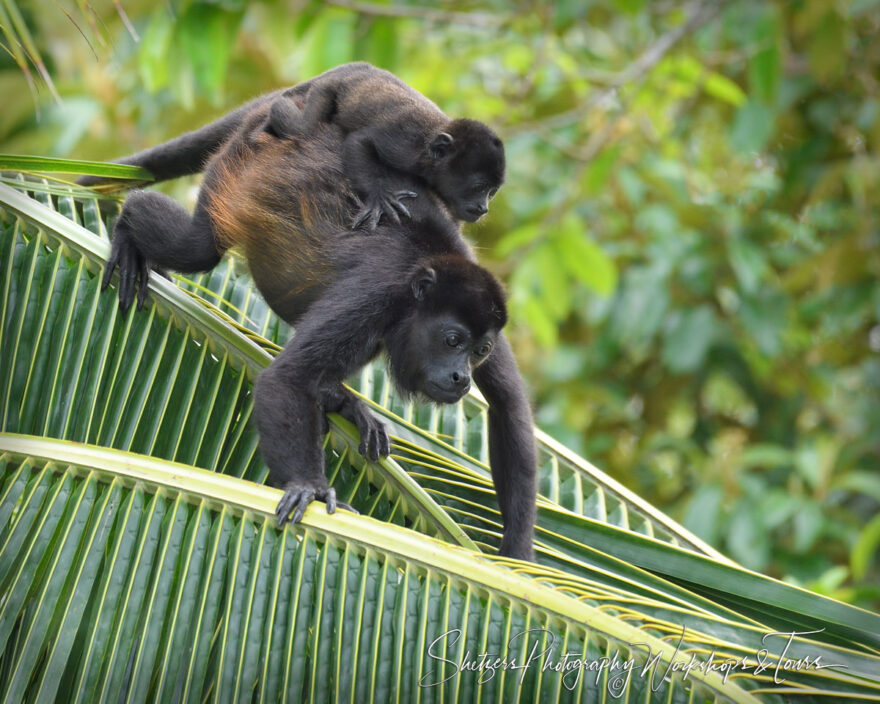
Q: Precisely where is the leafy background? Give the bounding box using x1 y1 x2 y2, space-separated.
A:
1 0 878 608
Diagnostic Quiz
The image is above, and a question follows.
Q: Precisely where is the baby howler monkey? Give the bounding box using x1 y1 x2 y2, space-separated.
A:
266 62 506 229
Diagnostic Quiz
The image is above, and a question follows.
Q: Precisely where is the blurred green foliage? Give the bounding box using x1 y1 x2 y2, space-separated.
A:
2 0 878 607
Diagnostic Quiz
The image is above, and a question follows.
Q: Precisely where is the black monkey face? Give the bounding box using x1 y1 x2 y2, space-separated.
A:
389 312 498 404
429 119 505 222
437 173 500 222
386 257 506 402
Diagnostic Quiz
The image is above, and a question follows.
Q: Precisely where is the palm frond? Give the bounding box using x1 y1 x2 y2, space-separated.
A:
0 434 762 704
0 156 153 181
3 167 880 701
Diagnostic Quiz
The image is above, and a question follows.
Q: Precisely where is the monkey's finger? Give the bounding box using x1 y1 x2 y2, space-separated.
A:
391 199 411 220
124 245 139 309
102 248 120 291
379 429 391 458
358 430 373 460
291 489 316 524
136 257 151 310
367 430 381 461
118 247 137 313
351 209 370 230
336 501 359 515
382 200 401 225
367 207 383 230
360 438 377 461
325 487 337 515
392 190 418 219
119 288 133 314
276 490 302 526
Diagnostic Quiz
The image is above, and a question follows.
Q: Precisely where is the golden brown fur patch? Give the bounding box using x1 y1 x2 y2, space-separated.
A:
204 124 358 317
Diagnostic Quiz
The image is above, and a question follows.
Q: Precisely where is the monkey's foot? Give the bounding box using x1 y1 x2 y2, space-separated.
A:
354 411 391 461
101 221 152 312
352 189 418 230
275 483 358 526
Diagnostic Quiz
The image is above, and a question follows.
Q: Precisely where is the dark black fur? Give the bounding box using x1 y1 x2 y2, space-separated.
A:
265 62 506 229
85 99 536 561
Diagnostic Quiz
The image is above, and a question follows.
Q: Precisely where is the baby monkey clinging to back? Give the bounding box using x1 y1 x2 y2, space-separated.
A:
267 62 506 229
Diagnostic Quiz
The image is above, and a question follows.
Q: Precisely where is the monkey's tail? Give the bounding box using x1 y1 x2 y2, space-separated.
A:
76 89 282 187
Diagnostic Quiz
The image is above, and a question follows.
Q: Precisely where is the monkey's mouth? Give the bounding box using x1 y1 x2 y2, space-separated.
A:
460 209 486 223
425 382 468 404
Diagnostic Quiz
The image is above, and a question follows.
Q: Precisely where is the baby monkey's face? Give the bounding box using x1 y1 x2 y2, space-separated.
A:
427 121 505 222
442 174 500 222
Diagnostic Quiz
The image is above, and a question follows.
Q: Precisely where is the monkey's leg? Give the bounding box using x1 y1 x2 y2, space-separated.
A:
278 86 333 135
265 96 308 139
343 130 418 230
103 190 222 311
265 82 337 139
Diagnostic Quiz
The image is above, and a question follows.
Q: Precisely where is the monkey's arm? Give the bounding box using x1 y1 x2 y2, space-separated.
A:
472 333 538 561
342 129 419 230
255 272 390 525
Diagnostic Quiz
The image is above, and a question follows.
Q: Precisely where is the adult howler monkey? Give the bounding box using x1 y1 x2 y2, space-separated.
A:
265 62 506 229
92 104 538 560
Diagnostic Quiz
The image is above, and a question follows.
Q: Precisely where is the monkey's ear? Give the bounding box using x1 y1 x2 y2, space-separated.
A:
411 266 437 300
429 132 454 159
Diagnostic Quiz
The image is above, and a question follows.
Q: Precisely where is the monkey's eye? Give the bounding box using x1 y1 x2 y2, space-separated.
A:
474 342 493 357
487 188 498 199
446 333 462 348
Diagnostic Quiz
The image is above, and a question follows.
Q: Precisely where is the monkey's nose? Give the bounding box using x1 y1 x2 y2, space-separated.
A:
467 204 488 218
450 371 471 390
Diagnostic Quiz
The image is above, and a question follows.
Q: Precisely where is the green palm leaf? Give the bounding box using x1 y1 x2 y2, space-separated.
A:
1 176 877 633
0 434 760 704
2 168 880 701
0 155 152 181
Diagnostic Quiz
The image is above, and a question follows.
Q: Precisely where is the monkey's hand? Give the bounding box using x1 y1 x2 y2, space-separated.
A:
102 217 152 312
351 408 391 461
352 189 417 231
275 481 358 527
